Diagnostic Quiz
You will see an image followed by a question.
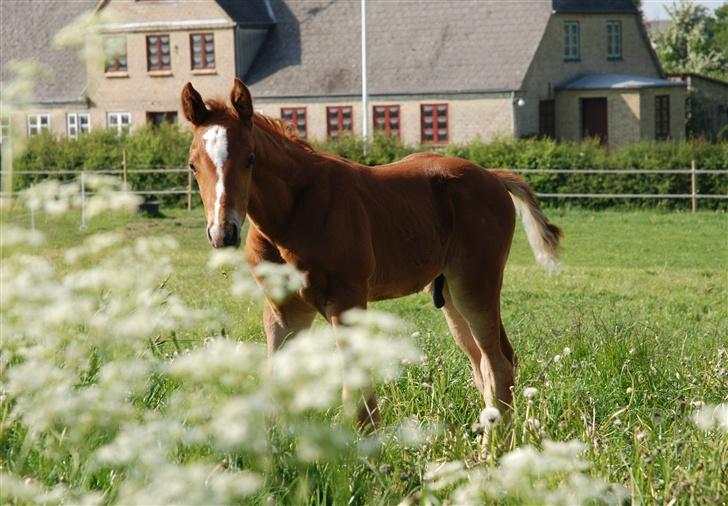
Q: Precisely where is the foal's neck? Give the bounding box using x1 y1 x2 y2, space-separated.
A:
246 125 320 240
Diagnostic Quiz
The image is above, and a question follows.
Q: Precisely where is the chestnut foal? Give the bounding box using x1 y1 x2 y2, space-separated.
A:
182 79 562 428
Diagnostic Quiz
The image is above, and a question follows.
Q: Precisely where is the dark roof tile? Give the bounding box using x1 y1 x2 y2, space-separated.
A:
0 0 96 104
247 0 553 98
552 0 638 14
217 0 276 26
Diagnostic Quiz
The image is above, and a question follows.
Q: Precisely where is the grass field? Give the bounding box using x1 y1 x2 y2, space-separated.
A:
2 205 727 504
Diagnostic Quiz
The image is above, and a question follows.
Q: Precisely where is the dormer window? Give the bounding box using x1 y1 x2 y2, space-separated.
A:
564 21 580 61
607 20 622 60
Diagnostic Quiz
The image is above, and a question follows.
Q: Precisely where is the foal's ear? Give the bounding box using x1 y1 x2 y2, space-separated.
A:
181 82 208 125
230 78 253 123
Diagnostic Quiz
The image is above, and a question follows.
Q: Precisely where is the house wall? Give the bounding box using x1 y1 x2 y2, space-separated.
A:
556 86 686 149
639 87 686 141
254 96 513 145
8 104 89 140
87 0 237 132
518 12 661 137
555 89 640 149
670 74 728 140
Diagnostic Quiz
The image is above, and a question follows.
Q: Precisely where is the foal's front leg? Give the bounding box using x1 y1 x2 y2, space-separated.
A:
326 287 381 431
330 313 381 430
264 296 317 355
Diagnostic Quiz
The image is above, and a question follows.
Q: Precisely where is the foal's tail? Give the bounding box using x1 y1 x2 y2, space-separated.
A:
493 170 563 272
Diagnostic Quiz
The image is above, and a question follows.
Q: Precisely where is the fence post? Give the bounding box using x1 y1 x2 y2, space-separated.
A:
187 168 192 211
122 149 128 189
691 159 697 213
80 172 87 231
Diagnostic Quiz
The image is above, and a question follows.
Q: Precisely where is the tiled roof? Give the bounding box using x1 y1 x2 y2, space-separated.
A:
247 0 554 98
552 0 638 14
0 0 97 104
557 73 686 90
217 0 276 27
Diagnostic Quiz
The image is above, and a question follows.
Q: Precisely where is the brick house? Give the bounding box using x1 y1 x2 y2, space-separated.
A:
1 0 690 150
668 73 728 141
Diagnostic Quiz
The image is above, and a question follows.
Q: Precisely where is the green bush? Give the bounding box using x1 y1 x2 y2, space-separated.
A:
13 128 727 210
13 125 193 207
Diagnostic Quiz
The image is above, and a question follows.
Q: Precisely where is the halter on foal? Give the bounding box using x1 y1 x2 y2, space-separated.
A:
182 79 562 429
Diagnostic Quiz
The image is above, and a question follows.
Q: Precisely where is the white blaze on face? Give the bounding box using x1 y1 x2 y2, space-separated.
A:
202 125 228 230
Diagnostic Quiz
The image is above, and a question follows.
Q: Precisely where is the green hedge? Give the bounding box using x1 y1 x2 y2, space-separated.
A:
12 125 194 207
318 134 727 209
11 128 727 209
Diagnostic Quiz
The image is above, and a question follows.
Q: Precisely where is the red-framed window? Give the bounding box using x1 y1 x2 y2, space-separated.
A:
326 106 353 138
421 104 448 144
103 36 127 73
146 34 171 71
281 107 307 138
191 33 215 70
373 105 400 137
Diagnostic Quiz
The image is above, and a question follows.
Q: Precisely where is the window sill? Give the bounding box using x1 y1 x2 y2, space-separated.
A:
563 58 581 63
105 71 129 78
607 56 623 61
192 68 217 75
148 70 173 77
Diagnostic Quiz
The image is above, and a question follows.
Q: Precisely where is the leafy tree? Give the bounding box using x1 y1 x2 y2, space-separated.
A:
714 3 728 63
654 0 726 78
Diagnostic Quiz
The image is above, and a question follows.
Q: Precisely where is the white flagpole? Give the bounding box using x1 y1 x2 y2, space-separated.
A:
361 0 368 141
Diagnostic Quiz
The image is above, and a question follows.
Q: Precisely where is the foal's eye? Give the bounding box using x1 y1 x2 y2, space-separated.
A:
188 163 197 174
245 153 255 169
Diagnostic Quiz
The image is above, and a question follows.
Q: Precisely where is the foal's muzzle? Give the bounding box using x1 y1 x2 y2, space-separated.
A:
207 222 240 248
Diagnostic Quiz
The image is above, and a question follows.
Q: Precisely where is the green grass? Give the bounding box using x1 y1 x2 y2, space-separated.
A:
2 205 727 504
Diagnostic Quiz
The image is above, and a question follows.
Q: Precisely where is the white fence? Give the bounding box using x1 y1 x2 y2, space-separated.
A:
1 164 727 214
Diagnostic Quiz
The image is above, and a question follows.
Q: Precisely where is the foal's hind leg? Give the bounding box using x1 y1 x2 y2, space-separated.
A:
445 275 515 412
441 282 485 394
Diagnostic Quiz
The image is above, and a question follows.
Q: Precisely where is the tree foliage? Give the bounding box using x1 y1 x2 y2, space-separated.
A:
654 0 727 79
714 3 728 63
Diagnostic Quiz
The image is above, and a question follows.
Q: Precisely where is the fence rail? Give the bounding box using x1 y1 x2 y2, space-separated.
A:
2 164 727 211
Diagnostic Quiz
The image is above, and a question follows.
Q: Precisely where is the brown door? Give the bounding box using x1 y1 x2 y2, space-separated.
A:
581 98 608 144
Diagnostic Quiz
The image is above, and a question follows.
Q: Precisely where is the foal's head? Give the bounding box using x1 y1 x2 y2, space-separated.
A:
181 79 256 248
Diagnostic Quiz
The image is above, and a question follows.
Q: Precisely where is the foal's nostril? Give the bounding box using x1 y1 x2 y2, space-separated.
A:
222 223 240 247
206 226 213 244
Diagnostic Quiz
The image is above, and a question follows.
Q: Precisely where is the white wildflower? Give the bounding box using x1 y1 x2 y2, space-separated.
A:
562 346 571 356
523 387 539 400
693 403 728 432
396 417 427 447
253 261 307 303
0 226 45 247
207 248 246 269
479 406 501 429
424 461 468 490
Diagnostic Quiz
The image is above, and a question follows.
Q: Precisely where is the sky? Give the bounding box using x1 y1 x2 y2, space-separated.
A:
640 0 725 20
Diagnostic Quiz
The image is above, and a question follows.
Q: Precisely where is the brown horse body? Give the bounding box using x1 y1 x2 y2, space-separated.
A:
182 80 562 426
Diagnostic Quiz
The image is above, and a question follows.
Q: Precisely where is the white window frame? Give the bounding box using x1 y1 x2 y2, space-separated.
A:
67 112 91 139
564 21 580 61
0 117 9 145
107 112 132 135
27 113 50 136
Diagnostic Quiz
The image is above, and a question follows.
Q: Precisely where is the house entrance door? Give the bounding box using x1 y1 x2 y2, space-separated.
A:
581 98 608 144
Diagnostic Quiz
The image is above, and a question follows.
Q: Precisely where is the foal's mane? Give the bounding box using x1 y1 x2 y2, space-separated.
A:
204 99 316 154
